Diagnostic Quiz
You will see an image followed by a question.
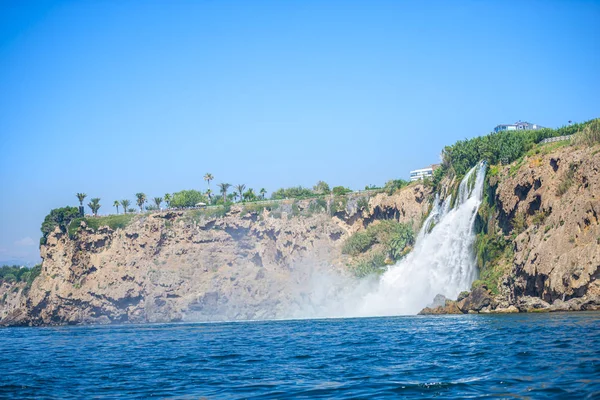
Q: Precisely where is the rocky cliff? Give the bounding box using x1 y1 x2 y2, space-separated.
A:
1 186 431 326
421 142 600 314
3 142 599 326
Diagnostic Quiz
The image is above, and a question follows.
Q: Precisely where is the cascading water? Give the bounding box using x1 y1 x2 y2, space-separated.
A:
355 162 487 316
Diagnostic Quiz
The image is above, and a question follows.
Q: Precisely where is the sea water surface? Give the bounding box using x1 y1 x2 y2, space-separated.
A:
2 313 600 399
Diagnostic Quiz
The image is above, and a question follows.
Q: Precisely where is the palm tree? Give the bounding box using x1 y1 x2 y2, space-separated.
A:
236 184 246 202
243 188 256 202
260 188 267 200
164 193 171 208
88 198 101 216
154 197 163 210
76 193 87 206
121 199 130 214
135 193 146 212
113 200 120 214
206 189 212 203
218 183 231 203
204 173 214 190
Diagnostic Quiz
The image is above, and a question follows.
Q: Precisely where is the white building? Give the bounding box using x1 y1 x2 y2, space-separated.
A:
494 121 543 133
410 165 439 182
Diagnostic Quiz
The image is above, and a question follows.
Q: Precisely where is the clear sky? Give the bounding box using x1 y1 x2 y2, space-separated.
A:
0 0 599 263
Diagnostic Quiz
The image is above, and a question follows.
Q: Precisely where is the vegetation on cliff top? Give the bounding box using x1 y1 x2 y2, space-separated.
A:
436 119 597 184
40 206 80 245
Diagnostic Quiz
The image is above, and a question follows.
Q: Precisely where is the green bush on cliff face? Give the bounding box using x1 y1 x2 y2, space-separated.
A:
473 232 513 295
331 196 348 215
350 251 388 278
308 198 328 214
343 221 414 277
556 163 577 196
356 197 370 212
343 231 373 255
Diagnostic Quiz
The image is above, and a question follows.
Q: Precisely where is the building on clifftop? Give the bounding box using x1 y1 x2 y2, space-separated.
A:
410 164 440 182
494 120 544 133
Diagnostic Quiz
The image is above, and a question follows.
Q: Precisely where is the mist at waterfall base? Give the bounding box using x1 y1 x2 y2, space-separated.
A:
279 162 487 319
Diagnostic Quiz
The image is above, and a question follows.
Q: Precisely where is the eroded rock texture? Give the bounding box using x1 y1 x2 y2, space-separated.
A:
1 187 431 326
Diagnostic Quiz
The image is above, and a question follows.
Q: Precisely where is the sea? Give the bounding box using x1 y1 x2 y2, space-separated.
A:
1 312 599 399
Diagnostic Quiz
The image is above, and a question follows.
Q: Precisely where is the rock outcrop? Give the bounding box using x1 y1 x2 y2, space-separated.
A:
1 186 431 326
421 142 600 315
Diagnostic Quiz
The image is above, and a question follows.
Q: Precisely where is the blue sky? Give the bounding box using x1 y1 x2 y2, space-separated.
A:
1 0 599 263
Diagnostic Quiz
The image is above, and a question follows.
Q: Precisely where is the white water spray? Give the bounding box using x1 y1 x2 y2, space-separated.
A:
354 162 487 316
255 162 487 320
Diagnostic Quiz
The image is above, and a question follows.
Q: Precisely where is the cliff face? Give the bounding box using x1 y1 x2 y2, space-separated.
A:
497 144 600 310
4 143 597 326
1 186 430 326
421 143 600 315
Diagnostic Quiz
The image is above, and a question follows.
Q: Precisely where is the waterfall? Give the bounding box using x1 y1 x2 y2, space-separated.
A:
356 162 487 316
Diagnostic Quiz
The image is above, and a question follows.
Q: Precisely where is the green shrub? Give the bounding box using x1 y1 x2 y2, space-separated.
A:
170 190 208 208
356 197 370 212
475 233 508 270
573 118 600 146
307 198 328 215
241 202 273 216
70 214 137 236
343 221 414 262
332 186 352 196
271 186 315 200
40 206 81 244
342 231 373 255
313 181 331 195
384 179 409 195
512 212 527 234
441 119 596 177
185 205 231 221
331 196 348 215
556 163 577 196
350 251 388 278
532 209 550 227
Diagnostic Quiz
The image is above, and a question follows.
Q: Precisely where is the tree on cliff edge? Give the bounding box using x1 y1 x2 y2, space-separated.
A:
204 173 213 190
41 206 80 243
121 199 131 214
113 200 120 214
88 198 101 216
236 184 246 203
218 183 231 203
135 193 146 212
76 193 87 206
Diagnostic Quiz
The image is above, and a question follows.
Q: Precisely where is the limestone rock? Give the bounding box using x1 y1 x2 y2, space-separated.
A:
457 286 492 312
0 185 432 326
